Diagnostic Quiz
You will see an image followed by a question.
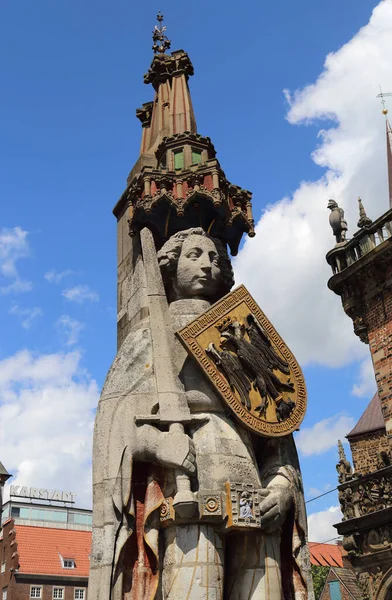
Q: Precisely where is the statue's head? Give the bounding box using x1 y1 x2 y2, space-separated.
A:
327 199 338 210
157 227 234 302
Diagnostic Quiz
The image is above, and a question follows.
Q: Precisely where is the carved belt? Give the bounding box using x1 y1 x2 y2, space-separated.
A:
160 482 263 531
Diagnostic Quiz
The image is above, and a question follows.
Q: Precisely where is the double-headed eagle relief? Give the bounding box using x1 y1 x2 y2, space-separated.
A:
207 315 295 419
177 284 306 436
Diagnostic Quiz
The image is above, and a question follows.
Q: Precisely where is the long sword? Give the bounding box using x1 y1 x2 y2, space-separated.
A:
137 226 198 519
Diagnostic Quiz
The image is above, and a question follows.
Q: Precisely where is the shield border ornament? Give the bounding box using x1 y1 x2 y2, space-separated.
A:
176 284 307 437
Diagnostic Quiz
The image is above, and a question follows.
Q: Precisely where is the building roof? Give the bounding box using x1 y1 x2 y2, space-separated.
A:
15 525 90 577
332 567 362 598
347 392 385 438
308 542 344 567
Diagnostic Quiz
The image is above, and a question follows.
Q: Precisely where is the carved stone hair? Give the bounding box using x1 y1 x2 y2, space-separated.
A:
157 227 234 301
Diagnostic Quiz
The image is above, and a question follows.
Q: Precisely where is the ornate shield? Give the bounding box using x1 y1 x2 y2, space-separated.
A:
176 285 306 437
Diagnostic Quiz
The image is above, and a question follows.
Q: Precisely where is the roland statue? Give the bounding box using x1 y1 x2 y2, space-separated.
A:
89 226 313 600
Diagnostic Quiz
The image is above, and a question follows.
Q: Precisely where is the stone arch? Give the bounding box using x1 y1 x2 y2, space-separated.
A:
375 567 392 600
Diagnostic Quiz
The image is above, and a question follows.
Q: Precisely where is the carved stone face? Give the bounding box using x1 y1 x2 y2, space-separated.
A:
174 234 221 300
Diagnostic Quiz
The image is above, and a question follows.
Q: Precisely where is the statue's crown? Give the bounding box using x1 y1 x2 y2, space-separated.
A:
216 316 235 333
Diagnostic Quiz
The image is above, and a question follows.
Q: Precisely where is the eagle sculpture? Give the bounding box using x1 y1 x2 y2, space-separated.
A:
220 321 295 417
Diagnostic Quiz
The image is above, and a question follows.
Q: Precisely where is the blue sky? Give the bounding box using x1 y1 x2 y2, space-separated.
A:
1 0 390 541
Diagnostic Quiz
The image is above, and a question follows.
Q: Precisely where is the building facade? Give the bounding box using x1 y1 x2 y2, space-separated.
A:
0 501 91 600
326 115 392 599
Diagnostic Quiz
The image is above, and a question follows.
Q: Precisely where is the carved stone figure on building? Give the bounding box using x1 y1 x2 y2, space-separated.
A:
328 199 348 244
377 450 391 470
336 440 353 484
239 491 253 518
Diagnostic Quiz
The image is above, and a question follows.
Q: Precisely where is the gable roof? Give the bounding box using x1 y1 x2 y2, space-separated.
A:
347 392 385 439
15 525 90 577
332 567 361 598
308 542 344 567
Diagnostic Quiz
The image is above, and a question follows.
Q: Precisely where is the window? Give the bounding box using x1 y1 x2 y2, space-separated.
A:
31 509 47 521
2 588 7 600
68 512 92 526
63 558 75 569
328 581 342 600
74 589 85 599
30 587 42 598
191 148 202 164
52 511 67 523
1 562 5 573
173 149 184 170
2 504 10 520
15 507 30 519
53 588 64 599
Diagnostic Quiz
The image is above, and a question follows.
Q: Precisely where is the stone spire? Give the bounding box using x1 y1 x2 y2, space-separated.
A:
357 196 372 228
337 439 346 462
137 12 197 165
113 14 255 256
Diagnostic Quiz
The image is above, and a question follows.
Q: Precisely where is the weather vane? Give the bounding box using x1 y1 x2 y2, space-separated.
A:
152 11 171 54
377 85 392 116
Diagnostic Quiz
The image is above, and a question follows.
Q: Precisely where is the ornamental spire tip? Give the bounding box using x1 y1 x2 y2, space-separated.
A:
152 11 171 54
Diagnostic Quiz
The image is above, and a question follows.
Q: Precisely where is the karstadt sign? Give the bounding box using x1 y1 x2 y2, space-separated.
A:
10 485 76 503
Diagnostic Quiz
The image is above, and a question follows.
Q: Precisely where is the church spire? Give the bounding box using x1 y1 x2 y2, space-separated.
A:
113 14 255 256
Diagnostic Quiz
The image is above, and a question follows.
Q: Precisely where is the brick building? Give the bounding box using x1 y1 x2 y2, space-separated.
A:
346 392 389 476
309 542 361 600
0 501 91 600
319 568 361 600
326 113 392 599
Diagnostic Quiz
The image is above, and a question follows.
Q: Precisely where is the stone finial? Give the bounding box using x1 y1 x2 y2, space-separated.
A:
338 439 346 462
152 11 171 54
357 196 372 229
328 199 348 244
336 440 353 484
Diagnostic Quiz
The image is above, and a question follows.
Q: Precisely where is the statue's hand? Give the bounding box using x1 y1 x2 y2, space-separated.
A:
258 485 293 534
157 430 196 474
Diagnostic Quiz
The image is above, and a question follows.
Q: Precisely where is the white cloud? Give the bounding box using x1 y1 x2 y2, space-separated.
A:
62 284 99 304
0 227 32 294
45 269 76 284
57 315 85 345
296 415 355 456
0 349 98 507
307 483 333 499
307 505 342 543
352 355 377 397
9 305 43 329
234 0 392 368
